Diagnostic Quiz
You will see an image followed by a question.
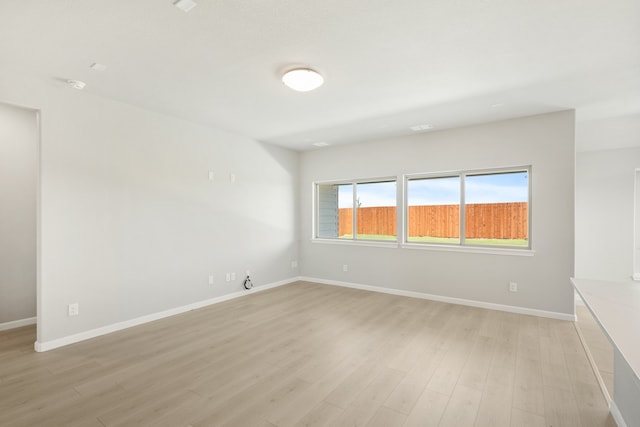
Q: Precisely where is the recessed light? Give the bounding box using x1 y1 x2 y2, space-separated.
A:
491 103 504 108
174 0 197 12
410 124 434 131
282 68 324 92
67 80 86 90
90 62 107 71
312 142 329 147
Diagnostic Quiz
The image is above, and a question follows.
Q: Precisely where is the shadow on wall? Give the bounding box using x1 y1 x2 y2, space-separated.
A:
0 102 38 327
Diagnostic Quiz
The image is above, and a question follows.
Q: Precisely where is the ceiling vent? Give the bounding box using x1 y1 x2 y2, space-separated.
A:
410 124 434 131
67 80 86 90
174 0 197 12
89 62 107 71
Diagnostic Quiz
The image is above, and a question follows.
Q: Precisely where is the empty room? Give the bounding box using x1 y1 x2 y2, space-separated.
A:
1 1 639 426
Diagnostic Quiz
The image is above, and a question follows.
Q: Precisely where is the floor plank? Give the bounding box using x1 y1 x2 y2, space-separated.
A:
0 281 615 426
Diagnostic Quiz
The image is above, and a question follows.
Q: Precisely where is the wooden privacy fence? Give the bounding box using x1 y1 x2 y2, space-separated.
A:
338 202 528 239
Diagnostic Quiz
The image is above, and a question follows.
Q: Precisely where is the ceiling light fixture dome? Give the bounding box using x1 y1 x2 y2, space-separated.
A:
282 68 324 92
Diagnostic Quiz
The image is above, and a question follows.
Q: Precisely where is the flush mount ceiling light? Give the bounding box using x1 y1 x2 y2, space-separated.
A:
282 68 324 92
174 0 197 12
312 141 330 147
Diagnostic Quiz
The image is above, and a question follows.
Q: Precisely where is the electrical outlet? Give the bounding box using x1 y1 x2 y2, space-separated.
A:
68 303 79 316
231 272 236 281
343 264 349 272
291 260 298 269
209 275 214 285
226 273 231 282
509 282 518 292
229 173 236 183
208 171 214 181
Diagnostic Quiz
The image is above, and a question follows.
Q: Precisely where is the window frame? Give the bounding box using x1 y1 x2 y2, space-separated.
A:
313 176 399 243
403 166 532 250
312 166 533 256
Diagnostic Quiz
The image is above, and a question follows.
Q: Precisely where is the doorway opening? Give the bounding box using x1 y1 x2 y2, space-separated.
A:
0 102 39 344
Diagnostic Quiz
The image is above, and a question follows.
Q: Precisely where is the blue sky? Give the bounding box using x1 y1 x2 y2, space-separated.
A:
339 182 397 207
338 172 528 207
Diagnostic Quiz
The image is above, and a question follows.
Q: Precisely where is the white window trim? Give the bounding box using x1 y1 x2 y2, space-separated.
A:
312 238 399 249
313 176 398 243
311 237 535 256
403 165 532 251
400 242 535 256
312 166 534 256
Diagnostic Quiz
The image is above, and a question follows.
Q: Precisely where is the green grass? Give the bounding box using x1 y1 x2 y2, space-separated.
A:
462 238 528 247
340 234 528 247
339 234 397 241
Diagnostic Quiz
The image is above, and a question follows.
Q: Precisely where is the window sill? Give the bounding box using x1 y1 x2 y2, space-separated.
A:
312 238 399 249
311 239 535 256
401 242 535 256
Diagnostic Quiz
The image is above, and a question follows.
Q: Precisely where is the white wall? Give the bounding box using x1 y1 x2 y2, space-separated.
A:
574 147 640 427
0 69 299 346
0 103 38 325
300 111 576 316
575 147 640 281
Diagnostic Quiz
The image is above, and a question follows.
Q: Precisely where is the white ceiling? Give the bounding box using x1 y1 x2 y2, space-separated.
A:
1 0 639 151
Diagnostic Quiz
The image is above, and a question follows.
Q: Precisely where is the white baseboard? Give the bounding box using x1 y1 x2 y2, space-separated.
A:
0 316 36 331
34 277 298 352
610 401 628 427
300 276 576 321
33 275 576 352
575 291 586 307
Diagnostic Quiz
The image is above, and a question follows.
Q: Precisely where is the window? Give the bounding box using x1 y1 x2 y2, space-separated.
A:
464 171 529 247
406 167 530 248
316 183 351 239
314 167 530 251
316 179 397 241
406 176 461 244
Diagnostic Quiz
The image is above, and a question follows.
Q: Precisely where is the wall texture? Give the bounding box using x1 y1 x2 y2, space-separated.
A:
0 68 299 346
576 147 640 281
0 103 38 325
300 111 576 316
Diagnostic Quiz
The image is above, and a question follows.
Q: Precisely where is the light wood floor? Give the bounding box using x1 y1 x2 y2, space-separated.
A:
0 281 617 427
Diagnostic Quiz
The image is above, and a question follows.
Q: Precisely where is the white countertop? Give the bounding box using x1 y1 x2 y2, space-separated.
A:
571 278 640 381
